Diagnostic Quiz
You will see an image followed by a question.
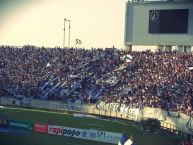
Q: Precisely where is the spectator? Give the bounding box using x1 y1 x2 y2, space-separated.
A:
0 46 192 115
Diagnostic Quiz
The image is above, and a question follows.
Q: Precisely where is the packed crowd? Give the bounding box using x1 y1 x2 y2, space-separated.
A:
0 46 192 115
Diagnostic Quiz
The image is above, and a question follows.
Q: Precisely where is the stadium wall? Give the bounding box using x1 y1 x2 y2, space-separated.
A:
124 1 193 51
1 97 193 136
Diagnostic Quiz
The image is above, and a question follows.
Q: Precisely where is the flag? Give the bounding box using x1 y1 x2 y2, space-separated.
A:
0 106 5 109
118 135 133 145
189 67 193 71
46 63 51 67
121 54 133 62
75 39 82 45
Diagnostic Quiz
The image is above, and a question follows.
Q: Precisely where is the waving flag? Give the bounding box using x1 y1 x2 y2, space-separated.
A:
118 135 134 145
189 66 193 71
121 54 133 62
75 39 82 45
46 63 51 67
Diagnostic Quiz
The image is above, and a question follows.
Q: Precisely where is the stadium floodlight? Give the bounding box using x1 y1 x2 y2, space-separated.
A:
63 18 71 48
63 19 66 48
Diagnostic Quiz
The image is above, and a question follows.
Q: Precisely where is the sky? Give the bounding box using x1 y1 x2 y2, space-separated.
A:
0 0 127 49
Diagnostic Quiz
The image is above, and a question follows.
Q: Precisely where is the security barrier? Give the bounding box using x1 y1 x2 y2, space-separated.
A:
0 96 193 136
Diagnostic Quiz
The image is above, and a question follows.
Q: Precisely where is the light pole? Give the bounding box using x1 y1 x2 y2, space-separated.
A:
68 20 71 48
63 18 66 48
63 18 71 48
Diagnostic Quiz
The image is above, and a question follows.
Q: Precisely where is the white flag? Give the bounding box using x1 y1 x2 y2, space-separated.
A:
118 135 133 145
46 63 51 67
189 67 193 70
75 39 82 45
121 54 132 62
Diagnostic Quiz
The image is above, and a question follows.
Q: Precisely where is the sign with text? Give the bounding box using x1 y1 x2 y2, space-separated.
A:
127 108 140 120
88 129 122 144
34 123 48 134
48 125 63 135
8 120 33 131
48 125 122 144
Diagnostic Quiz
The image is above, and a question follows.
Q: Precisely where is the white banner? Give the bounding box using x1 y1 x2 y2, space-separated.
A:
97 102 121 112
127 108 139 120
168 111 179 118
120 104 129 114
189 66 193 70
142 107 166 121
109 103 120 112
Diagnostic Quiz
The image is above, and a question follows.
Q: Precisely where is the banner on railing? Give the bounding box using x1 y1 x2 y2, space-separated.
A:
142 107 166 121
168 111 179 118
127 108 140 120
120 104 129 114
109 103 120 112
97 102 120 112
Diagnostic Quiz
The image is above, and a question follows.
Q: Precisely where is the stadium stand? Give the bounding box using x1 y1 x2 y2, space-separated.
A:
0 46 192 116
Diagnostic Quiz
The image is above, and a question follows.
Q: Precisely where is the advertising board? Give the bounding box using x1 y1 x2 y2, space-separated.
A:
48 125 122 144
88 129 122 144
34 123 48 134
0 119 7 127
48 125 87 138
48 125 63 135
8 120 33 131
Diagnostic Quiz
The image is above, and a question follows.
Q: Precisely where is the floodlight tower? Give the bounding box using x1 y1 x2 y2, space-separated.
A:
63 18 71 48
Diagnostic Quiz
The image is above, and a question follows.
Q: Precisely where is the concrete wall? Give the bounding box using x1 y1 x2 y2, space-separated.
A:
1 97 193 135
130 45 157 52
125 1 193 47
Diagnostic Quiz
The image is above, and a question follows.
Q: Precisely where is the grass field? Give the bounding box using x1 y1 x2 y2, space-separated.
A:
0 106 179 145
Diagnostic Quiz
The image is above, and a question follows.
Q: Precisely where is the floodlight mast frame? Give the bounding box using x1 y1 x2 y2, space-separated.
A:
63 18 71 48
